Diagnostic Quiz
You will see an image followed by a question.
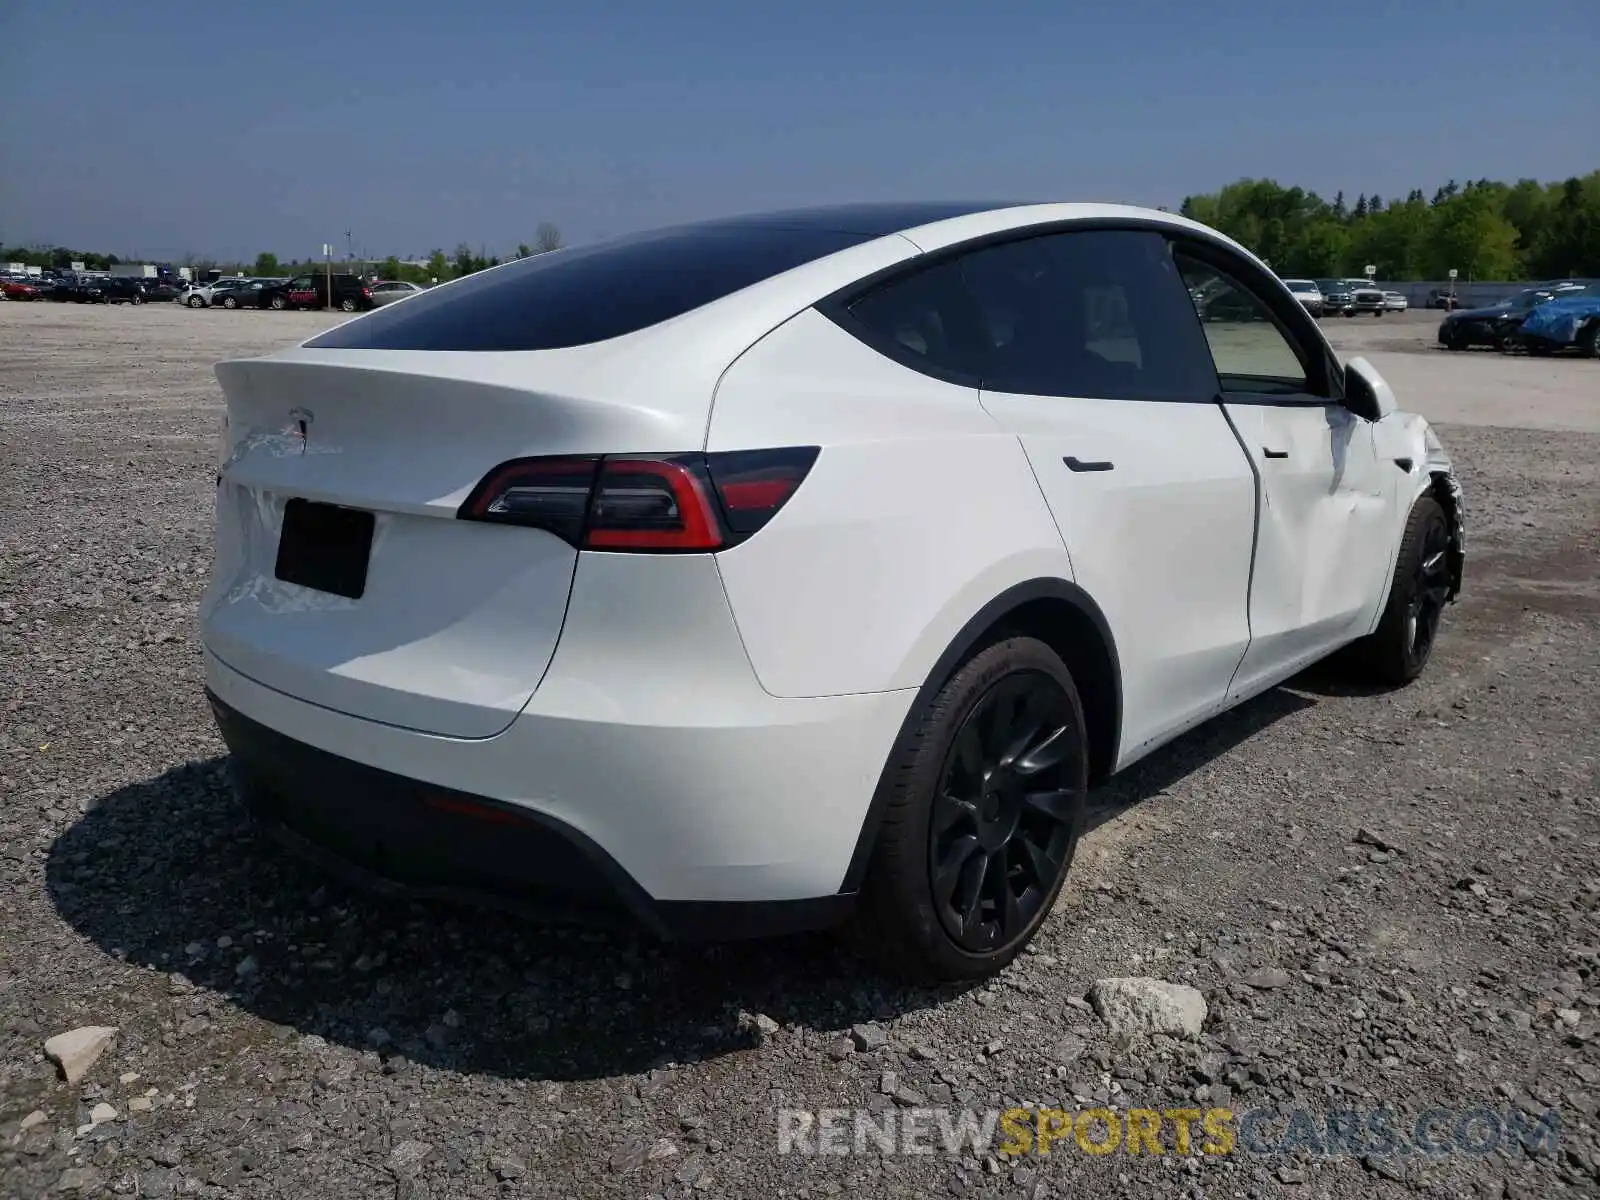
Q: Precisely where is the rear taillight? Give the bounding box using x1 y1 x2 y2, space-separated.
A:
461 456 598 543
458 447 818 552
702 446 819 535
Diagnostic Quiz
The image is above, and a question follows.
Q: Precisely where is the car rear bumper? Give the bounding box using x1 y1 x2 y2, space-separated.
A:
209 689 859 940
203 585 914 927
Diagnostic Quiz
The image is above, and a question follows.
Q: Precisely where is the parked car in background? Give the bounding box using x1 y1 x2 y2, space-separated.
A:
1383 291 1408 313
212 279 283 309
1281 279 1323 316
1 277 45 300
100 277 152 305
1342 279 1387 316
1508 290 1600 357
1316 279 1353 316
367 280 427 307
141 279 184 303
184 277 251 308
1437 282 1591 351
1427 288 1462 310
48 274 107 303
258 273 374 312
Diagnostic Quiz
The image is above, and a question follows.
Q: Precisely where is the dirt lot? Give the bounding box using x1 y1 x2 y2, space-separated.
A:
1 302 1597 1199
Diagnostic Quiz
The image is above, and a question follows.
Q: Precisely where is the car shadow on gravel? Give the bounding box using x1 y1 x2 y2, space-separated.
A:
48 686 1314 1083
1083 684 1314 831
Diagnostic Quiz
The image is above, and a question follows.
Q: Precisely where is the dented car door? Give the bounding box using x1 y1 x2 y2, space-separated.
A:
1172 245 1397 699
1222 401 1394 694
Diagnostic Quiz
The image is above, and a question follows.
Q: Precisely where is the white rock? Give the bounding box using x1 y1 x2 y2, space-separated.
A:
43 1027 118 1085
19 1110 46 1131
127 1097 153 1113
89 1103 118 1125
388 1140 433 1173
1089 977 1207 1039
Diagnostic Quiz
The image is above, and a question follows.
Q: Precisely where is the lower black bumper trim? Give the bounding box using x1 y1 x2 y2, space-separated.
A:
206 690 856 943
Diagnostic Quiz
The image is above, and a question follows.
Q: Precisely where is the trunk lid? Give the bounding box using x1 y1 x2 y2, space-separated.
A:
201 349 708 739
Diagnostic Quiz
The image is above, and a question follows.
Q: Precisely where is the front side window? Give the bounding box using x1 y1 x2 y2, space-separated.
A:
1176 254 1310 395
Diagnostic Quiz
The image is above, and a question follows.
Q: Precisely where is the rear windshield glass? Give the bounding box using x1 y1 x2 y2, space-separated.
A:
305 223 874 351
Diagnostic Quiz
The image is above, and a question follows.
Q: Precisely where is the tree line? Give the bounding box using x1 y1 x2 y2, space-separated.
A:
0 221 564 283
1179 173 1600 281
11 178 1600 285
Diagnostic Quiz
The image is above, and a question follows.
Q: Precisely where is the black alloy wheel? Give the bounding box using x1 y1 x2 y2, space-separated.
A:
1343 495 1452 687
852 636 1088 981
1407 519 1451 667
928 671 1080 953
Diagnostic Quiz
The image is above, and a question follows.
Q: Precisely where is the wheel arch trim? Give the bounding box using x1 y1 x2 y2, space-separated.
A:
838 577 1121 894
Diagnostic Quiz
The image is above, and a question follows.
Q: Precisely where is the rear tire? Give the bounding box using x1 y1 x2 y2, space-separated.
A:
1577 322 1600 359
339 297 358 312
187 295 203 308
270 295 287 311
1344 496 1451 687
851 637 1088 983
222 295 238 309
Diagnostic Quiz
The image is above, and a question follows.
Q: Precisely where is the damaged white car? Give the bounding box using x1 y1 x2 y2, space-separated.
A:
201 203 1465 983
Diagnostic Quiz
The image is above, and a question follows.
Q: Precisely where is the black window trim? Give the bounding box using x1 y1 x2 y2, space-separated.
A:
815 216 1320 405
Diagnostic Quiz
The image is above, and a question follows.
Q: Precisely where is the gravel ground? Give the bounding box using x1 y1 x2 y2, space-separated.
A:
2 301 1597 1200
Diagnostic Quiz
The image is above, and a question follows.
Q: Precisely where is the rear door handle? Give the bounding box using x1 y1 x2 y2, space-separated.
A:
1262 447 1289 459
1063 456 1114 472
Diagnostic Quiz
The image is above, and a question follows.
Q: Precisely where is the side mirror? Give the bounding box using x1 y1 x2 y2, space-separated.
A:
1342 356 1397 422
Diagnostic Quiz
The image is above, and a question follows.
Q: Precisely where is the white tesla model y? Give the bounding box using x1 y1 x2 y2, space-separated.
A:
201 202 1465 981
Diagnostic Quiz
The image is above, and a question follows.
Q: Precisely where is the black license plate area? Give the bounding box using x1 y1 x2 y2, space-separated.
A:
274 499 375 599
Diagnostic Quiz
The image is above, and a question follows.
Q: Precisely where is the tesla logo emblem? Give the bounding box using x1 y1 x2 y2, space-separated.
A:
288 407 313 453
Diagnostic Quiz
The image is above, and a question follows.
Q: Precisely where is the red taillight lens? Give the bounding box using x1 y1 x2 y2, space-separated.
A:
458 447 818 552
586 458 723 550
704 446 820 535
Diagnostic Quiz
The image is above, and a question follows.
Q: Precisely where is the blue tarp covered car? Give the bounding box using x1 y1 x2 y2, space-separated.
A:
1516 293 1600 356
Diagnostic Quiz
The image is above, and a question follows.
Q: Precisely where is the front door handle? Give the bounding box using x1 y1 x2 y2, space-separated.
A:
1262 447 1289 459
1063 456 1114 472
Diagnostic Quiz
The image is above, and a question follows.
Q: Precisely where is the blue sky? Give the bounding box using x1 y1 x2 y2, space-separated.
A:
2 0 1595 261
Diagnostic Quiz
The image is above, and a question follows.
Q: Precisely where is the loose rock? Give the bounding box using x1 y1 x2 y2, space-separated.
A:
43 1026 118 1085
1088 978 1207 1039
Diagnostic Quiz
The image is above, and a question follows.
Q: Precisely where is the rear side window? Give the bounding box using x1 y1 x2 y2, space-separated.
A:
836 228 1219 400
305 224 874 351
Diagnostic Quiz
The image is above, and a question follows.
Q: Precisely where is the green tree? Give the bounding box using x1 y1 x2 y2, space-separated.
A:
253 252 281 276
1425 191 1519 279
535 222 562 253
515 243 533 259
379 256 402 280
425 249 449 281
